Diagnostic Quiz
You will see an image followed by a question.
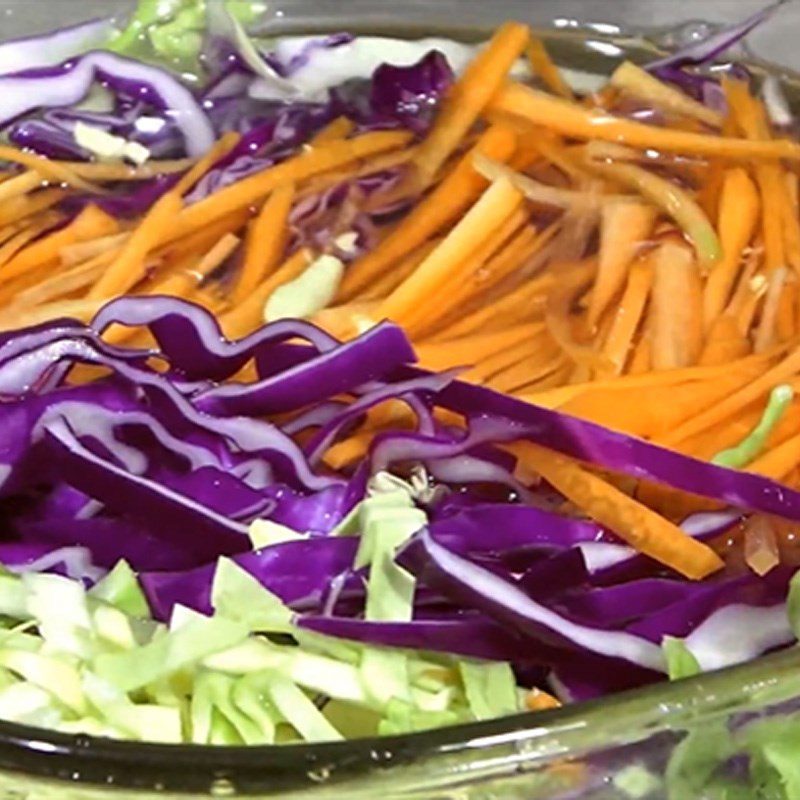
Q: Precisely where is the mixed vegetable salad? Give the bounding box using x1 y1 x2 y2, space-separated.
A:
1 0 800 792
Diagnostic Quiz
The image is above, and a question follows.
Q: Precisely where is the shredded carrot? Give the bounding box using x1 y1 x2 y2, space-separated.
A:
510 441 724 579
0 189 68 227
747 433 800 481
233 183 295 304
88 192 184 299
413 21 530 186
777 281 797 341
601 258 653 375
311 117 355 144
650 240 704 370
489 348 565 394
524 687 561 711
754 268 788 353
489 82 800 161
356 239 441 302
526 36 572 99
587 199 656 327
337 124 518 301
0 171 46 204
376 176 524 331
66 159 195 181
703 167 760 329
700 313 751 366
0 205 118 286
0 146 104 192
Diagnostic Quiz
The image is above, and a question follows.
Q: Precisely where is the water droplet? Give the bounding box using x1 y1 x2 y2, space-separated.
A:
307 766 331 783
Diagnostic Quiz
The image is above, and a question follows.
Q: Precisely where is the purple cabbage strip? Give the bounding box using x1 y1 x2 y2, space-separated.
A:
91 296 340 381
0 51 214 156
141 537 358 621
647 2 783 71
193 321 416 417
402 529 666 672
297 615 536 662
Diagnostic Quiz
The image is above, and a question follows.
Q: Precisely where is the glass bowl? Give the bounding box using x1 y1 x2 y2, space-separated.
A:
2 2 800 798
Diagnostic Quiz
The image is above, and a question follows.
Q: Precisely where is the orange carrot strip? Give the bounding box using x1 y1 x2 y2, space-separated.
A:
88 192 184 299
356 239 441 302
703 167 760 329
511 441 724 579
414 21 530 186
0 205 118 285
661 343 800 447
754 268 788 353
0 147 103 192
628 333 651 375
0 189 68 227
60 232 131 267
464 337 551 386
651 241 704 370
311 117 355 144
490 349 565 393
376 176 524 331
601 259 653 375
746 433 800 481
489 82 800 160
587 199 656 327
173 131 411 242
323 431 375 470
777 282 797 341
526 36 572 99
416 324 543 373
65 159 194 181
219 248 314 340
233 183 295 304
337 125 517 301
0 215 62 269
432 274 552 341
0 171 45 203
0 298 104 331
12 256 108 308
700 313 751 365
610 61 722 127
545 259 610 370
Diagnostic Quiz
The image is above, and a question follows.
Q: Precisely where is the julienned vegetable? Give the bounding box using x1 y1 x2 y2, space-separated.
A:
0 0 796 782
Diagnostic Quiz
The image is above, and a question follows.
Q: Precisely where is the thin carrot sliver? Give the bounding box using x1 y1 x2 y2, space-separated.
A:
311 117 355 144
0 189 68 227
416 324 543 372
0 146 103 192
650 241 704 370
754 268 788 353
746 433 800 481
526 36 572 99
601 258 653 375
413 21 530 186
700 313 751 366
703 167 760 329
0 171 44 204
64 159 194 181
0 205 118 285
233 183 295 304
777 281 796 341
489 82 800 161
0 215 61 270
337 124 517 301
88 192 184 299
510 441 724 579
588 199 656 327
376 176 524 330
490 349 565 394
661 341 800 447
356 239 441 302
